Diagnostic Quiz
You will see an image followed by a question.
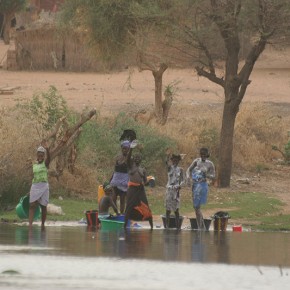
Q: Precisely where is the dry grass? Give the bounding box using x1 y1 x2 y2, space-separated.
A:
144 102 289 171
0 102 289 201
234 102 289 169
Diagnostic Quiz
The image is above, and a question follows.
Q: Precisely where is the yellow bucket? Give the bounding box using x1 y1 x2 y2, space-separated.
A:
98 185 105 203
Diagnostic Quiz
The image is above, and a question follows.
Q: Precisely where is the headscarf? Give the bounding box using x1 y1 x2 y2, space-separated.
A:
171 154 181 161
121 140 131 148
37 146 46 153
103 181 112 191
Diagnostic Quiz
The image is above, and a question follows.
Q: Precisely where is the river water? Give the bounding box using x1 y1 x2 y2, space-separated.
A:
0 223 289 289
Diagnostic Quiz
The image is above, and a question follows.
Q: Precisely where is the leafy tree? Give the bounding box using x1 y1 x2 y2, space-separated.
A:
0 0 26 44
59 0 174 124
170 0 290 187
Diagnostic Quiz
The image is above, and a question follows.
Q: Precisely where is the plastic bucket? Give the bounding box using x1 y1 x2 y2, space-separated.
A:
232 225 242 232
189 218 212 231
106 215 131 227
16 196 41 220
213 211 230 231
100 219 124 230
98 185 105 203
161 215 184 229
213 217 229 231
86 210 99 227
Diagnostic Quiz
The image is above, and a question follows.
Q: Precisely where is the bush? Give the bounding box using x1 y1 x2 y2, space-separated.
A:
77 112 176 184
0 177 30 210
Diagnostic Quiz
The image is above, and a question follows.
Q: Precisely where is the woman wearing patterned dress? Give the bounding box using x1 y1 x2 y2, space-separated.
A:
165 154 185 229
186 148 215 229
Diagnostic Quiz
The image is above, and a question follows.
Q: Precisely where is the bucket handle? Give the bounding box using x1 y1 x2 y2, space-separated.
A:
19 196 26 203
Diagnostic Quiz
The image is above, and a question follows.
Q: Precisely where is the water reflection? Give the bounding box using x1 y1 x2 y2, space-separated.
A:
191 231 207 262
1 223 290 267
214 231 229 263
14 226 48 248
163 230 181 261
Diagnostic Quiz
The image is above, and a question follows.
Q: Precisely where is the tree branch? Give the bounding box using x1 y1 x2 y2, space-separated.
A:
237 36 267 102
195 66 225 87
47 108 97 161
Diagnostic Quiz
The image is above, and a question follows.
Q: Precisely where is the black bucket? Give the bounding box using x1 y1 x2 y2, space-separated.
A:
189 218 212 231
213 211 230 231
85 210 99 227
161 215 184 229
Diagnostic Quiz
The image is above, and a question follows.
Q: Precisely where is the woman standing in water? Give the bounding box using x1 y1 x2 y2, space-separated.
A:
164 154 185 229
110 140 130 214
124 141 153 229
29 142 50 230
186 147 215 229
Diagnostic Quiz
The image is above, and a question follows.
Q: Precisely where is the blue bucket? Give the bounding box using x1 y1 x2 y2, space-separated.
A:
104 215 131 227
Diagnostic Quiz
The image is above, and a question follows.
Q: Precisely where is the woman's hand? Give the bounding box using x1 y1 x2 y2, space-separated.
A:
130 140 138 148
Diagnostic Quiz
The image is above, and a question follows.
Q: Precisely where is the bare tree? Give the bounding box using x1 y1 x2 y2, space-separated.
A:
171 0 290 187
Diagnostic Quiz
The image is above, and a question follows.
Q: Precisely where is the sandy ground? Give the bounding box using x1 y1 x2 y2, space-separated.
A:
1 41 290 217
1 42 290 113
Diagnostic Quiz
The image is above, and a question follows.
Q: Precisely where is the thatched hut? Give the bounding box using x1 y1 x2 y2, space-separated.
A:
15 26 101 71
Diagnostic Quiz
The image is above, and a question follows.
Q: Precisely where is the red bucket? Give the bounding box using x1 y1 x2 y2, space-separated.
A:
232 225 242 232
85 210 99 227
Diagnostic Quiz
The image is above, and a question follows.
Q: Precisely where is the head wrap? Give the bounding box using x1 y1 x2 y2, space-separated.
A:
37 146 46 153
171 154 181 161
105 184 112 191
103 181 112 191
121 140 131 148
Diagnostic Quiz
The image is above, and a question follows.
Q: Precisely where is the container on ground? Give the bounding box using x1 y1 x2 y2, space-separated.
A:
85 210 99 227
232 225 242 232
106 215 131 227
161 215 184 229
213 211 230 231
16 196 41 220
100 219 124 230
189 218 212 231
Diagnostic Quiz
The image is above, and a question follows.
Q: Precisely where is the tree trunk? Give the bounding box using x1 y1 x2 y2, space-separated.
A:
217 98 239 187
2 14 13 45
161 90 173 125
152 63 168 123
152 71 163 119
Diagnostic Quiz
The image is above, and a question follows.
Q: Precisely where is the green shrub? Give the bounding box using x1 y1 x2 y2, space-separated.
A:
77 112 176 183
16 85 69 133
0 176 30 210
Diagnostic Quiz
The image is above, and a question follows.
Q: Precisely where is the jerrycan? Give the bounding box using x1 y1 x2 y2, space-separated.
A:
98 185 105 203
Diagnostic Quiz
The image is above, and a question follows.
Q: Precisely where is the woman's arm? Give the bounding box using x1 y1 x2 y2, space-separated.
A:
179 168 185 187
42 140 50 168
186 159 197 179
110 198 119 215
126 148 133 169
207 161 216 180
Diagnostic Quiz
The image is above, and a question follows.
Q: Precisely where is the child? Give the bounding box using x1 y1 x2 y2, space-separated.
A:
98 182 119 219
124 141 153 229
165 154 185 229
29 142 50 230
186 147 215 229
